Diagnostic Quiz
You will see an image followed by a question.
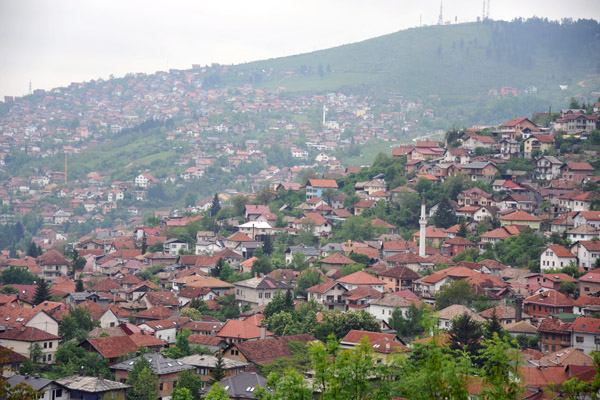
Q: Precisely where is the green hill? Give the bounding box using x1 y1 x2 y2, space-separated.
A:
228 18 600 124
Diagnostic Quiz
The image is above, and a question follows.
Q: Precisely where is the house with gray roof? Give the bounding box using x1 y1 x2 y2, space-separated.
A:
6 374 64 400
54 375 131 400
178 354 248 385
200 372 270 399
111 353 192 400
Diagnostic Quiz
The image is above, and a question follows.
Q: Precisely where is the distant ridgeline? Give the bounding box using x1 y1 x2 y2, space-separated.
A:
232 18 600 123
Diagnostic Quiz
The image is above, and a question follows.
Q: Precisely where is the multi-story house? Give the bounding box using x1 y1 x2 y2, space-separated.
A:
553 113 598 136
234 276 293 307
523 134 554 158
524 290 574 320
461 161 499 183
538 318 572 353
163 238 189 256
306 281 348 312
571 317 600 355
540 245 577 271
535 155 562 180
37 249 70 282
305 179 338 200
457 187 495 207
560 162 594 183
570 240 600 270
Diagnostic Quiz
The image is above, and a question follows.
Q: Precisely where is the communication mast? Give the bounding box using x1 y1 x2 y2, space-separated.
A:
487 0 491 20
438 2 443 25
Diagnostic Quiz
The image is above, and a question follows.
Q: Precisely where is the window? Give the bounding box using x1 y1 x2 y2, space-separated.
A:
44 342 48 348
576 336 584 343
47 354 51 361
265 293 271 299
159 383 164 391
258 293 263 298
49 342 52 348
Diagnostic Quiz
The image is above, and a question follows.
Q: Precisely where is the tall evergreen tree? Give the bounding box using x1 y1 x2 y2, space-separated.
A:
449 313 483 365
75 279 85 292
32 279 50 306
457 222 468 238
27 242 39 258
210 352 226 384
433 197 457 229
262 235 273 255
210 193 221 217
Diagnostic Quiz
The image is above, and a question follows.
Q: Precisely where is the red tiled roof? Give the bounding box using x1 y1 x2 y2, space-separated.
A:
320 253 355 265
525 290 574 306
37 249 69 266
135 306 176 320
500 210 541 222
217 320 273 340
90 278 122 292
571 316 600 333
342 330 406 354
336 271 384 286
307 179 338 188
85 335 138 359
0 326 59 342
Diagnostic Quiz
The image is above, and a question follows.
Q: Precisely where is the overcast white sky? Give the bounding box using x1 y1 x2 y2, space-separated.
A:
0 0 599 98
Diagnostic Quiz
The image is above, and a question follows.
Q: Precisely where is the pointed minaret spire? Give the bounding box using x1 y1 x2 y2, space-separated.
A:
419 194 427 257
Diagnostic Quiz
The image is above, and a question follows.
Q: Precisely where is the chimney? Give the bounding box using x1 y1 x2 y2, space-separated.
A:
385 337 390 352
99 374 104 381
515 295 523 322
260 326 267 340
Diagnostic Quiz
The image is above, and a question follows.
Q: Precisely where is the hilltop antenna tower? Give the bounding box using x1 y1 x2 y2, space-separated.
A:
29 80 32 95
482 0 486 20
486 0 491 19
438 1 443 25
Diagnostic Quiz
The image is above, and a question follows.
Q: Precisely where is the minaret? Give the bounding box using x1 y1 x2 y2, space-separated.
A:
419 194 427 257
322 104 327 127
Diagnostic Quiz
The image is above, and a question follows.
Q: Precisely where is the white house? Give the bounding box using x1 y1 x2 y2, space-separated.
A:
571 317 600 354
368 293 421 324
573 211 600 230
570 240 600 271
540 245 577 271
163 238 189 256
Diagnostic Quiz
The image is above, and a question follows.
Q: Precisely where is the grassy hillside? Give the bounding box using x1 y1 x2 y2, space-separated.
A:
232 19 600 123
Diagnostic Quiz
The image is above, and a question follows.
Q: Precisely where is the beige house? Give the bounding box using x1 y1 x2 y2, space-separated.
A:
237 221 273 241
234 276 293 307
306 281 348 312
0 327 60 364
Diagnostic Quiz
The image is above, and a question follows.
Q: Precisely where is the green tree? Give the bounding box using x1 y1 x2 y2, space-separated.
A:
129 366 158 400
29 342 42 364
255 368 313 400
435 280 475 310
27 241 39 257
457 222 468 238
433 197 457 228
175 370 204 400
59 307 97 341
295 268 324 298
0 267 37 285
449 313 483 365
75 279 84 292
167 328 193 359
262 235 273 255
210 193 221 217
204 383 229 400
32 279 50 306
479 334 523 399
171 387 193 400
559 280 577 296
210 352 226 384
0 286 18 294
483 308 506 340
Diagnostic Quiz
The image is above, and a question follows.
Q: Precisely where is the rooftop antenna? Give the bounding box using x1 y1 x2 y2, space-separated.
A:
438 1 443 25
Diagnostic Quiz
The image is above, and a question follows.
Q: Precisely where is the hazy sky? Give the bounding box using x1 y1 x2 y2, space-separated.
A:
1 0 599 98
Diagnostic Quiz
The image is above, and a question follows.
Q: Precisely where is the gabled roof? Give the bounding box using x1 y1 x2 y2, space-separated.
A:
307 179 338 188
306 280 344 294
500 210 541 222
0 326 60 342
37 249 69 266
135 306 176 320
525 290 574 307
217 320 273 340
341 330 406 353
234 276 293 291
571 316 600 333
84 335 139 359
336 271 384 286
320 253 355 265
55 375 131 393
90 278 122 292
232 334 315 364
110 353 192 375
